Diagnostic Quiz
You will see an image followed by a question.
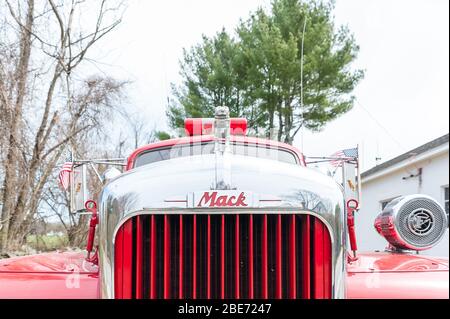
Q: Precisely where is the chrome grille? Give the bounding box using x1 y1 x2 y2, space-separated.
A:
114 213 332 299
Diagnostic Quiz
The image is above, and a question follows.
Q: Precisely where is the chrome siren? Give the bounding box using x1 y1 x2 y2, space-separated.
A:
374 194 448 251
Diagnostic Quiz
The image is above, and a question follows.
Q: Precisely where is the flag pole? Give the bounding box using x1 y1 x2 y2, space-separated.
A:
357 143 362 207
70 146 74 214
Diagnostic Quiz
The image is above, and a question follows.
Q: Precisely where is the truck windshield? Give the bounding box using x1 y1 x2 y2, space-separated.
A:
134 142 298 168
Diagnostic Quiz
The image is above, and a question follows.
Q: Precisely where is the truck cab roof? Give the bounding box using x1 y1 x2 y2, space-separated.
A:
126 135 306 170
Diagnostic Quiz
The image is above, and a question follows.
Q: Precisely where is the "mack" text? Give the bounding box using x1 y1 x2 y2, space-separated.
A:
197 191 248 207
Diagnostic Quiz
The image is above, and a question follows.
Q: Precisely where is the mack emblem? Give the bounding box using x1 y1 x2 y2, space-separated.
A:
197 191 248 207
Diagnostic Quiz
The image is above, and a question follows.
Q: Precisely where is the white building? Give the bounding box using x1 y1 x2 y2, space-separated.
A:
359 134 449 257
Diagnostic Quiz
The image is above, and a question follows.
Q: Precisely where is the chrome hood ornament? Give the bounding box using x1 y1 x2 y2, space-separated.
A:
213 106 232 190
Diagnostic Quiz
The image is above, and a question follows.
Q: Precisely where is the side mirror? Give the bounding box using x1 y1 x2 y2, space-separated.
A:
59 159 124 214
70 163 91 213
342 161 360 206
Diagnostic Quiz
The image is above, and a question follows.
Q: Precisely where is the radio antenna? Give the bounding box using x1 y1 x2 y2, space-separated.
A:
300 16 307 152
300 16 307 109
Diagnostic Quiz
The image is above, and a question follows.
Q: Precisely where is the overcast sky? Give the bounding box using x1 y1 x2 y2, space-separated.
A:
90 0 449 171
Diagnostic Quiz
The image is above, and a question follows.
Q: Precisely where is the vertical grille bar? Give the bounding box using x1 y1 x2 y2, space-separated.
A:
182 215 193 298
135 216 143 299
302 215 311 299
169 215 180 299
220 214 225 299
122 219 133 299
149 215 156 299
313 218 325 299
248 214 254 299
196 215 208 298
155 216 164 298
261 214 268 299
192 214 197 299
275 214 282 299
207 215 211 299
235 214 240 299
289 214 296 299
267 215 276 298
281 215 290 299
210 215 221 299
179 215 183 299
253 214 262 298
163 215 170 299
225 215 236 298
239 215 249 299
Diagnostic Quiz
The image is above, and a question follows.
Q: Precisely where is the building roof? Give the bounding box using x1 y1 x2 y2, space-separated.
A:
361 133 449 179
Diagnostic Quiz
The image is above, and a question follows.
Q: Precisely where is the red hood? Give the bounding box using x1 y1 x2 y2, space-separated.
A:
346 252 449 299
0 251 98 273
348 251 449 273
0 252 99 299
1 251 447 299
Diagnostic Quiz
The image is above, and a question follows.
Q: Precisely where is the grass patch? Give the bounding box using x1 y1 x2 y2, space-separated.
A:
26 234 69 252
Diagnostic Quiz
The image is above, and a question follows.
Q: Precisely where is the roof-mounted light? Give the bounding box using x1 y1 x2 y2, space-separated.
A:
184 117 247 136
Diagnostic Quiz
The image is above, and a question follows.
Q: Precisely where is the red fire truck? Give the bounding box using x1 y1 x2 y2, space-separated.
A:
0 107 448 299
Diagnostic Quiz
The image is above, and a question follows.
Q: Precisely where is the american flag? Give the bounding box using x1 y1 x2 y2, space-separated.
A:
58 162 73 190
330 147 358 167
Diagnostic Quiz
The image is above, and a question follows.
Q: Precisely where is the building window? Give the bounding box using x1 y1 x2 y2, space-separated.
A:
444 186 449 215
